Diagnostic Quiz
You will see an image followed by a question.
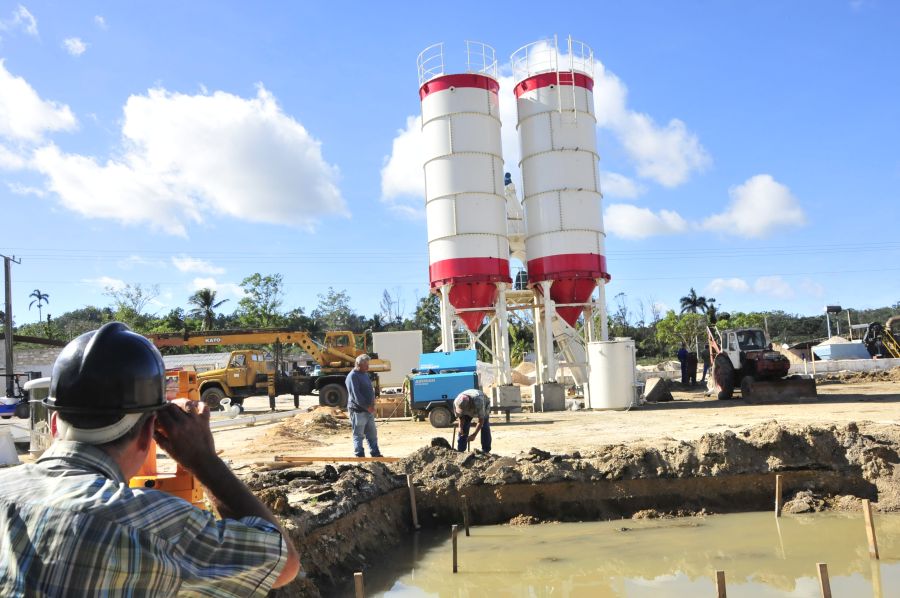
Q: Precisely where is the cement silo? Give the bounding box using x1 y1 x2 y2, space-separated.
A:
511 36 610 406
417 42 511 343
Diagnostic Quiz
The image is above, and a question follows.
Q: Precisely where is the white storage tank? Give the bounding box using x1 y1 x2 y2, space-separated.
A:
511 37 609 327
587 339 636 410
417 41 510 333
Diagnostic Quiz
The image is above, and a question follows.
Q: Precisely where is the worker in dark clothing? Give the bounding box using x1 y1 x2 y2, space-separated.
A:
453 389 491 453
686 352 699 385
677 343 689 384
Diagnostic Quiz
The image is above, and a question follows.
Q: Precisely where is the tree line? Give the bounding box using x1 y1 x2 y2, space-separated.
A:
9 276 898 364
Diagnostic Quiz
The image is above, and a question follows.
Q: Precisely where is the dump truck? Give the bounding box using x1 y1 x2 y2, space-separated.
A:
146 328 390 410
708 326 816 403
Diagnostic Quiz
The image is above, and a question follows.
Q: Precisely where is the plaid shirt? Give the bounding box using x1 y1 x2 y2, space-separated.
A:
0 441 287 597
454 389 489 420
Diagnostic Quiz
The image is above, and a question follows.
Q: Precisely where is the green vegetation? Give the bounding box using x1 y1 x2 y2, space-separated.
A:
9 278 899 363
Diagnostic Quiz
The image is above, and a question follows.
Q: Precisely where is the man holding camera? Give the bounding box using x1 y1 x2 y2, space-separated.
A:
0 322 299 596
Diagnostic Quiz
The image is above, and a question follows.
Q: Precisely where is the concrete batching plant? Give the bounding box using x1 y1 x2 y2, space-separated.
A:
417 37 631 413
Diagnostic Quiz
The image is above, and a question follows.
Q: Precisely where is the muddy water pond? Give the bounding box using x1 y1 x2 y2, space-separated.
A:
337 512 900 597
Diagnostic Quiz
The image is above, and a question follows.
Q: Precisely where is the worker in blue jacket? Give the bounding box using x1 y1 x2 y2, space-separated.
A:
345 354 382 458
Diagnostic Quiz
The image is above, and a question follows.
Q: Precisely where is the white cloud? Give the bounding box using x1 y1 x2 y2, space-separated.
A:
7 181 44 196
798 278 825 298
82 276 125 291
93 15 107 30
0 60 77 142
603 203 688 239
707 278 751 294
62 37 87 56
590 61 710 187
32 85 347 235
379 115 424 217
0 144 27 169
172 256 225 275
600 171 644 199
754 275 795 299
702 174 806 238
1 5 38 37
191 277 245 298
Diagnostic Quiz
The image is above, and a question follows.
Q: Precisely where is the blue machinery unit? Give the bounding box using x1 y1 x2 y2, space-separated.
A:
409 350 478 428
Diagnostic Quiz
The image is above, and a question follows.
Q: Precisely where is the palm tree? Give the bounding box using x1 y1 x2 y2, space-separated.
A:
705 298 721 323
188 288 228 331
679 288 709 315
29 289 49 323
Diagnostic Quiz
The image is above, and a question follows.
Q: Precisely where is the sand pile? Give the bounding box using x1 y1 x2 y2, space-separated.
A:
265 406 350 442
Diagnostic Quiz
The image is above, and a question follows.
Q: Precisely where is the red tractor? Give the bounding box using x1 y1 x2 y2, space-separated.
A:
708 327 816 402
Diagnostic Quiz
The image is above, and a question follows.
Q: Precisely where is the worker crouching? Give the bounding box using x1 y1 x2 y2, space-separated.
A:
0 322 300 596
454 389 491 453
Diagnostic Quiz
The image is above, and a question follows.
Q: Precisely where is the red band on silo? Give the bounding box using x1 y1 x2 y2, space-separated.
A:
419 74 500 100
514 71 594 98
526 253 609 283
429 257 511 289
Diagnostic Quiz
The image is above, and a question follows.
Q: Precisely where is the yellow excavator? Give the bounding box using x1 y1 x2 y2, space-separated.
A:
146 329 390 411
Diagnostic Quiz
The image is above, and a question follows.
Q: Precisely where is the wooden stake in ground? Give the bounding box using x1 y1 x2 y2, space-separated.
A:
354 572 364 598
406 474 420 530
775 474 783 517
461 495 471 537
452 524 459 573
715 570 727 598
816 563 831 598
862 498 880 559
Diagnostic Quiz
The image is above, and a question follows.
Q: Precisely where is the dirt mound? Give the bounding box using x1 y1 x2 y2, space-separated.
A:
266 407 349 442
823 367 900 384
395 421 900 510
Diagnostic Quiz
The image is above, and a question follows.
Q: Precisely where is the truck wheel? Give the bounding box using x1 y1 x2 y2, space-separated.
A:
713 354 735 400
428 405 452 429
201 387 225 410
319 384 348 409
740 376 755 399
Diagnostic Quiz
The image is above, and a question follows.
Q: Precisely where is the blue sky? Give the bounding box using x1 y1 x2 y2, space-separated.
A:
1 1 898 328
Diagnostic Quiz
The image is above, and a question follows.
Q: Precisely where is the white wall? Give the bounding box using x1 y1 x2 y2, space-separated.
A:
373 330 423 388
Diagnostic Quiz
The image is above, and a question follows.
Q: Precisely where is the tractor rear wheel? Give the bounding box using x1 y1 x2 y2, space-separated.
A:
713 354 735 400
319 384 348 409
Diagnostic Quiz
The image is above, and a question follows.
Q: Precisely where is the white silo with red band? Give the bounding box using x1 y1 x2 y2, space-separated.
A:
418 42 510 333
511 38 610 328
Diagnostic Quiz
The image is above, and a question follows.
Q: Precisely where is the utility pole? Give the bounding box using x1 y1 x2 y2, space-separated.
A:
2 254 20 398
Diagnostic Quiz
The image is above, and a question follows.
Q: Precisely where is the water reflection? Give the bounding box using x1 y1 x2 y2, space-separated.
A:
352 512 900 597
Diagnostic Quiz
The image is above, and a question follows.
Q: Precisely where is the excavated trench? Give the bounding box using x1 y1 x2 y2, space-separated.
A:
243 421 900 597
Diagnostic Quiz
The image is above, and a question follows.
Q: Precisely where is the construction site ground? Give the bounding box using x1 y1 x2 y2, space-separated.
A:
217 374 900 466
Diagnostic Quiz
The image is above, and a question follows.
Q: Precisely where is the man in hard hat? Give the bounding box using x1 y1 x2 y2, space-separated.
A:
0 322 300 596
346 353 382 458
453 389 491 453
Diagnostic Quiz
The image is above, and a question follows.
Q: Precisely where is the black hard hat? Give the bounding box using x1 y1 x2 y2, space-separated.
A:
44 322 167 414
